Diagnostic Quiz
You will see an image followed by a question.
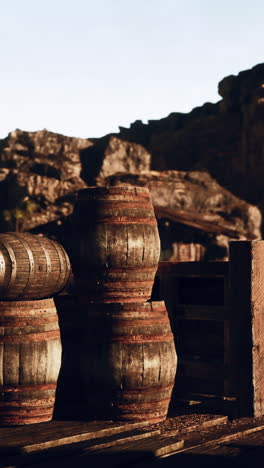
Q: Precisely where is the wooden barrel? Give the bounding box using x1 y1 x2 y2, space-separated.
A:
0 233 71 299
0 299 61 425
71 186 160 302
80 301 177 423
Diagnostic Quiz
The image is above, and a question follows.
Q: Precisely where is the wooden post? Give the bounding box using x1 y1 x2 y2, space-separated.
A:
229 241 264 417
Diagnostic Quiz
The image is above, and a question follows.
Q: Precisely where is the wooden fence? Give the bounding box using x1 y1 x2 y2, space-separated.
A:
152 241 264 418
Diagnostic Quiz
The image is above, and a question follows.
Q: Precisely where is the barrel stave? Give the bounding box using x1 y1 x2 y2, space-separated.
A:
3 343 19 385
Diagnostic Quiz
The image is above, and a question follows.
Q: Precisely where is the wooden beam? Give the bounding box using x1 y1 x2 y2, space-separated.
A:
154 206 242 237
229 240 264 416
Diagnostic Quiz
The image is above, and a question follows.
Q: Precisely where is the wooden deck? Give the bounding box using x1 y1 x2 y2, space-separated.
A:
1 414 264 467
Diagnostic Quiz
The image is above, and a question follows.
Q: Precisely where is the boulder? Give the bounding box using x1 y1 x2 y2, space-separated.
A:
80 135 151 185
0 129 92 232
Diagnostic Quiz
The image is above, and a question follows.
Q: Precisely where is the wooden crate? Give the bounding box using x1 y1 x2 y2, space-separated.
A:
153 241 264 417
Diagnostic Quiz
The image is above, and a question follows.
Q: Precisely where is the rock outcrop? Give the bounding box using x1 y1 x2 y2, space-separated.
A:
117 63 264 213
0 130 150 235
79 135 151 185
0 129 92 233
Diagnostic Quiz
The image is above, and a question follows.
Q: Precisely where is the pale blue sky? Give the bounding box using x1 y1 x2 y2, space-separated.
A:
0 0 263 139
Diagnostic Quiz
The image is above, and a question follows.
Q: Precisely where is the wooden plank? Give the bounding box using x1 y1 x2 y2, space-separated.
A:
10 436 184 468
0 429 161 468
154 207 241 237
0 420 150 455
77 429 161 453
180 423 264 454
96 434 184 459
229 240 264 416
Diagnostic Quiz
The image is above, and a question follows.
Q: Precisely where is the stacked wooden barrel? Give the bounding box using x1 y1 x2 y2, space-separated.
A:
71 186 177 423
0 233 71 425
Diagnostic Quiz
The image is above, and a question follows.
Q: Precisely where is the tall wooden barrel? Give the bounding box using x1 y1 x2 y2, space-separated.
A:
80 301 177 423
0 233 71 299
0 299 61 425
72 186 160 302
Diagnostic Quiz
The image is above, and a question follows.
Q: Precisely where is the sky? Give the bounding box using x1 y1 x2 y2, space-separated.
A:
0 0 263 140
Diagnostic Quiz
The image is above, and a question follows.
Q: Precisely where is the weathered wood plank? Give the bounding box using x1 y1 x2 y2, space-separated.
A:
0 421 150 455
95 434 184 459
180 423 264 454
229 240 264 416
0 429 161 467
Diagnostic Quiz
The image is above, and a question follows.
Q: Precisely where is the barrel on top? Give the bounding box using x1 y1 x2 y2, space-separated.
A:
80 301 177 423
0 298 61 425
0 233 71 299
72 186 160 302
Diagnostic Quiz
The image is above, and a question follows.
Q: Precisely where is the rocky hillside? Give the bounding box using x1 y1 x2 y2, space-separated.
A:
0 63 263 259
117 63 264 210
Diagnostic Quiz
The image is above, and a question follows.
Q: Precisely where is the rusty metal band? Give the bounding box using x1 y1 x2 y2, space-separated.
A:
0 383 57 392
82 306 166 315
0 238 17 293
0 298 55 308
94 333 174 343
0 307 56 316
78 201 153 209
109 311 167 318
78 217 157 225
0 315 59 326
101 319 170 327
78 190 150 200
78 266 157 273
82 316 169 327
78 280 154 286
0 329 60 343
0 407 53 416
0 398 55 407
123 416 166 423
11 233 35 297
116 384 173 394
117 398 171 410
82 296 148 302
1 415 53 424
